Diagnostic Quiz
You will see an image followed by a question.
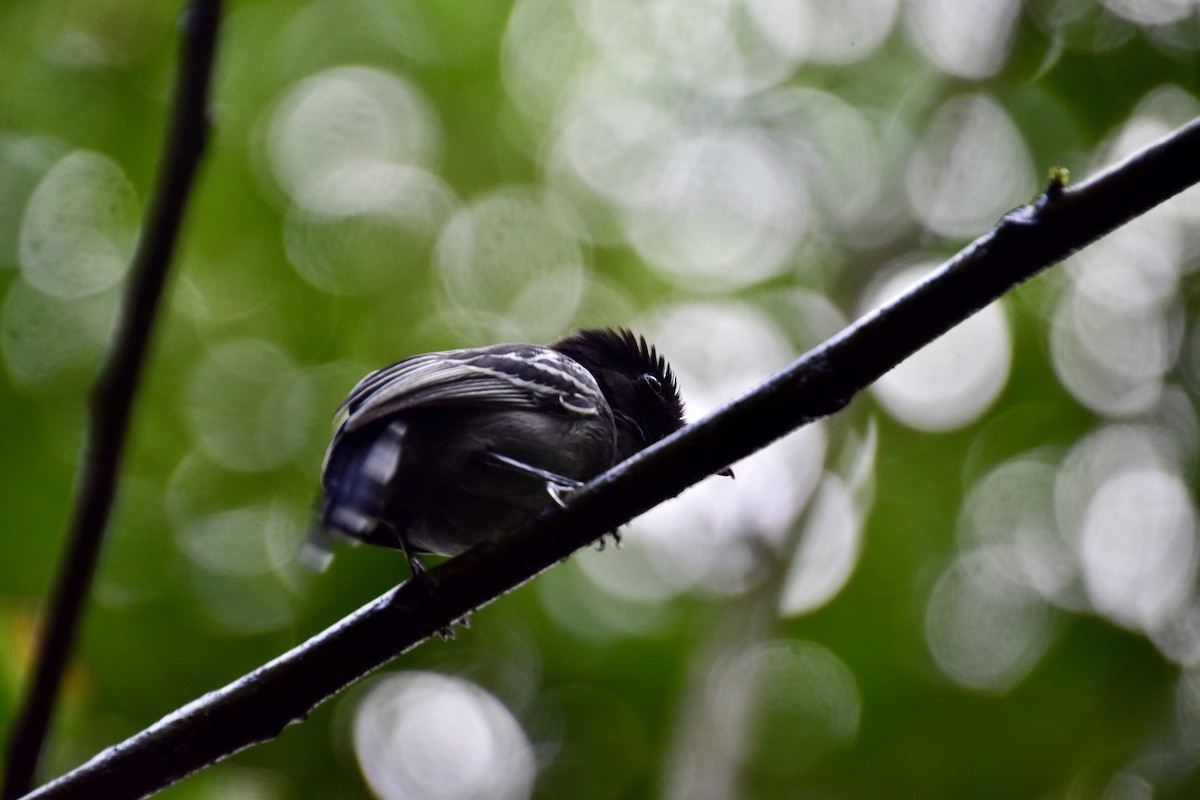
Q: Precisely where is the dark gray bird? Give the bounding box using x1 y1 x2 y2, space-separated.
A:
309 328 709 577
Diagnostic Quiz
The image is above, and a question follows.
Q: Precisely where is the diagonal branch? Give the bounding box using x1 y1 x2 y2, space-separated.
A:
23 115 1200 800
2 2 223 797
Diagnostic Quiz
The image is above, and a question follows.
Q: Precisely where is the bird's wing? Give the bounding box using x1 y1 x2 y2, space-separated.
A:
338 343 604 432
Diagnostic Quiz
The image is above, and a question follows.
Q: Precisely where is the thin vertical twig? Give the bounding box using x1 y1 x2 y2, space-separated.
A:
2 2 223 796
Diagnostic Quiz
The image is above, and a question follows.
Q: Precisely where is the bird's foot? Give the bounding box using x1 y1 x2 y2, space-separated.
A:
595 528 623 551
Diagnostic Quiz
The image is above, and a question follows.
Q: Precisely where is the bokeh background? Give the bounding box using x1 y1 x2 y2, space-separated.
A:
3 0 1200 798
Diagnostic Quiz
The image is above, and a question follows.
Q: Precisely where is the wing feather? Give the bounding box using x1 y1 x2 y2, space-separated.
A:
338 344 603 432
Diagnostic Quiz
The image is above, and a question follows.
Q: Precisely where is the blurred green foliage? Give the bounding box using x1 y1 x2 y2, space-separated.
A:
3 0 1200 798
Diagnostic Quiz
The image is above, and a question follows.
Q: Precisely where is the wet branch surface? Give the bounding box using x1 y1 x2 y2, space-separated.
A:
22 115 1200 800
2 2 223 798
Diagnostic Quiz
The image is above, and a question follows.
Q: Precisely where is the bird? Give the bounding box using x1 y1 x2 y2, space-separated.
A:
307 328 724 578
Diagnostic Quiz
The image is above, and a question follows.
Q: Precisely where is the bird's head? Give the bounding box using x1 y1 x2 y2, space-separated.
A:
552 328 686 461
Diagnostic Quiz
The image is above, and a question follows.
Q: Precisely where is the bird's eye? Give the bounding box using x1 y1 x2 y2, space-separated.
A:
640 374 661 393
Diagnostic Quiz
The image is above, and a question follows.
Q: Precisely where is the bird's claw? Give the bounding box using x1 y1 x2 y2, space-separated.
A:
595 528 623 551
547 482 577 508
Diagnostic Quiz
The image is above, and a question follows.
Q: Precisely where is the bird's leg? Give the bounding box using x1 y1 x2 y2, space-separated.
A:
484 452 620 552
484 452 582 505
377 520 427 582
398 533 429 584
381 521 460 639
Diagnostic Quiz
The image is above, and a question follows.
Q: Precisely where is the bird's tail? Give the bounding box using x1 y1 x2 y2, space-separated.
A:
300 420 409 570
299 522 339 572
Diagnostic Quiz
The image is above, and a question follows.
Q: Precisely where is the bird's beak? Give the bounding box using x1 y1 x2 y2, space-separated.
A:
718 466 735 479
